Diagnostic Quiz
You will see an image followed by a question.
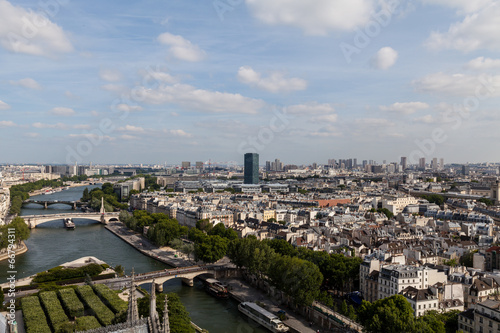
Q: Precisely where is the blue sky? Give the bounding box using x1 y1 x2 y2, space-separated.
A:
1 0 500 165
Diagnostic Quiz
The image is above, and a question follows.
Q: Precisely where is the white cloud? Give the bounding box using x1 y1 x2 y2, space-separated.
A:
413 72 500 96
380 102 429 115
139 68 178 84
286 102 336 115
49 107 75 116
0 0 73 57
9 78 41 90
245 0 375 35
371 47 398 70
420 0 492 14
465 57 500 70
118 125 145 133
114 104 143 112
69 133 114 141
158 32 205 62
165 129 192 138
170 112 179 117
25 132 40 138
73 124 91 130
309 126 342 137
355 118 395 126
425 3 500 52
99 68 123 82
310 114 338 123
413 115 435 124
0 120 15 127
33 122 67 129
90 110 99 117
237 66 307 93
136 83 265 114
120 135 137 140
0 100 10 110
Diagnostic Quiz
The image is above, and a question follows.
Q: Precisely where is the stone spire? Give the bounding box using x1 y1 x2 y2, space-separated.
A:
127 268 139 323
162 295 170 333
149 280 160 333
100 196 105 214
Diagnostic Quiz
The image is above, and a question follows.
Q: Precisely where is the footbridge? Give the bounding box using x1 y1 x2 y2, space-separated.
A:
21 212 120 228
133 265 238 291
23 200 86 210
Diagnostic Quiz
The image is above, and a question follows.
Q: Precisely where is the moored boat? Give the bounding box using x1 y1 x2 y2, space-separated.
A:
238 302 289 332
204 278 229 299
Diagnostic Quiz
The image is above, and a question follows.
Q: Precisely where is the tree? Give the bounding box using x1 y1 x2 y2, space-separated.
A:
460 250 477 267
7 217 30 245
114 265 125 277
81 188 91 202
358 295 417 333
194 235 228 263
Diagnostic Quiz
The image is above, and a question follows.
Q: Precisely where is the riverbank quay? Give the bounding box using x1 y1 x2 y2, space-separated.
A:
222 276 362 333
0 241 27 262
221 277 320 333
105 221 194 268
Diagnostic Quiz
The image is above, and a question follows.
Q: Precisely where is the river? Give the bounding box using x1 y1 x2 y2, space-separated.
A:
0 185 266 333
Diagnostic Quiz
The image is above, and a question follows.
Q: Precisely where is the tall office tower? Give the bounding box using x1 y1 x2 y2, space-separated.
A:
440 158 444 170
353 158 357 168
244 153 259 184
328 159 336 167
432 157 438 170
347 159 353 170
181 161 191 169
195 161 204 169
463 165 470 176
419 158 426 169
401 157 407 170
275 159 283 171
265 161 271 171
362 160 368 168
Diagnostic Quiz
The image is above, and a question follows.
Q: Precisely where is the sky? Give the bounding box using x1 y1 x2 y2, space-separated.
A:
1 0 500 166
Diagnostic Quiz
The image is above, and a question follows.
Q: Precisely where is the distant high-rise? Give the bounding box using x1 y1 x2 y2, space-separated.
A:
195 161 203 169
244 153 259 184
181 161 191 169
432 157 438 170
419 158 426 169
401 157 407 170
440 158 444 170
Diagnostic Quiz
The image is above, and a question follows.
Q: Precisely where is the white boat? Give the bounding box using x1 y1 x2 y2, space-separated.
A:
64 218 75 229
238 302 289 332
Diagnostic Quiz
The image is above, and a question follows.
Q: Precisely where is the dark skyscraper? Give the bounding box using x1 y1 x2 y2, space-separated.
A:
244 153 259 184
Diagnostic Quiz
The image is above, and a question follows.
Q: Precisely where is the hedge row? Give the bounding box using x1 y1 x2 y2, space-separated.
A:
39 291 69 331
75 316 101 331
93 284 127 314
21 296 51 333
76 285 115 326
58 288 85 317
33 264 104 283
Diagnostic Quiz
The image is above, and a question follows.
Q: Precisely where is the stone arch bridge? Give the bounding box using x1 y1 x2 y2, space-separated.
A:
22 200 86 210
21 212 120 228
132 265 239 292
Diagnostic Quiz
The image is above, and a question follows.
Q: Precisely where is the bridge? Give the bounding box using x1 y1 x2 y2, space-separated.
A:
21 212 120 228
105 265 238 292
23 199 87 210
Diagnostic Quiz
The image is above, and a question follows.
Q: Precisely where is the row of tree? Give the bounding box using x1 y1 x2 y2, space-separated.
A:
0 217 30 249
357 295 459 333
227 237 323 306
81 183 127 211
9 179 64 215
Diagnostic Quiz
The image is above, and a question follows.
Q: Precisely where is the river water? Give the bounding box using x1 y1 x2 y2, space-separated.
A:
0 185 266 333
